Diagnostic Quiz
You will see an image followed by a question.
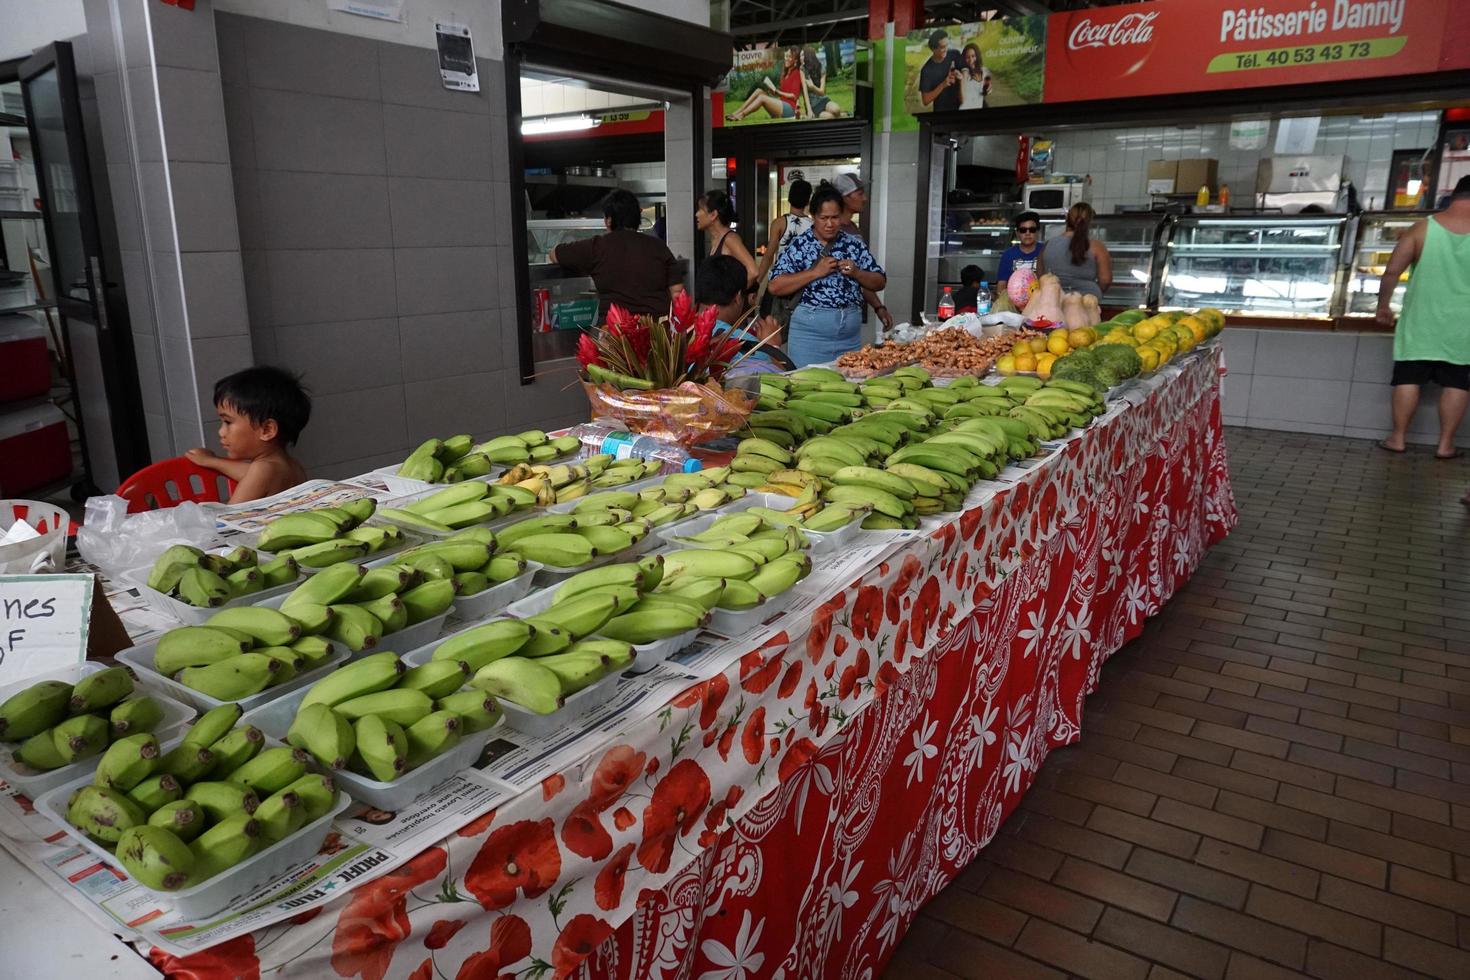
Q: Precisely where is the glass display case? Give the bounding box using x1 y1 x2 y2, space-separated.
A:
1158 214 1347 318
1342 211 1427 318
937 201 1019 288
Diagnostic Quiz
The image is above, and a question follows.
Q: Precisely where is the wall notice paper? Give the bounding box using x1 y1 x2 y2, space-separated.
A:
0 574 93 685
326 0 404 21
436 22 478 92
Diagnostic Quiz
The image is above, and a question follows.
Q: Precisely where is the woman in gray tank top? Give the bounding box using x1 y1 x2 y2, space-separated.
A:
1038 202 1112 300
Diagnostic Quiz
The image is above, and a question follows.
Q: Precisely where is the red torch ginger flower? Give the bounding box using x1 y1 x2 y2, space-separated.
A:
576 332 600 368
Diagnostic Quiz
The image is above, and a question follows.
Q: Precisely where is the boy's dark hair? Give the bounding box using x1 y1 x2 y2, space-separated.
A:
697 255 747 307
810 183 845 216
1015 210 1040 230
214 366 311 446
788 178 812 209
603 189 642 231
960 264 984 285
1453 175 1470 198
928 29 948 50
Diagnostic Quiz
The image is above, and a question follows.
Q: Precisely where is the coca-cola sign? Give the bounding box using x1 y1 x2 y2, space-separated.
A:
1067 10 1159 50
1070 10 1158 50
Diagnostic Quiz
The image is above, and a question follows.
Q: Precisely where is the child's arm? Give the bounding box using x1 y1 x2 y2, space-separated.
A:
186 447 252 481
226 458 283 504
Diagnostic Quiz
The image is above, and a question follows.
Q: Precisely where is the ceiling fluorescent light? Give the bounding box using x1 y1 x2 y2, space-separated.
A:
522 114 599 135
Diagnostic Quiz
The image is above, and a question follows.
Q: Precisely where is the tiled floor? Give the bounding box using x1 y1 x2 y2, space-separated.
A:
885 427 1470 979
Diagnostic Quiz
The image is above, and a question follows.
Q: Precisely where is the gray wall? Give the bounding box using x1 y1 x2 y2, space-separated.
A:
1220 328 1469 449
216 12 586 477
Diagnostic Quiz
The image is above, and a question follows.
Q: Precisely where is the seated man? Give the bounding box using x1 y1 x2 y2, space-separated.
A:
697 255 791 374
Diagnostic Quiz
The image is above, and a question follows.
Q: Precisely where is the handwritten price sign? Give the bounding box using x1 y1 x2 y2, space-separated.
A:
0 574 94 685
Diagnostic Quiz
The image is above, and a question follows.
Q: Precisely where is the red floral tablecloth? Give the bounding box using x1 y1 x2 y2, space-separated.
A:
148 349 1235 980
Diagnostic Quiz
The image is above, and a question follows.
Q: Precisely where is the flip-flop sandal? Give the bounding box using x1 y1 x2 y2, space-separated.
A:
1435 449 1464 460
1378 441 1406 454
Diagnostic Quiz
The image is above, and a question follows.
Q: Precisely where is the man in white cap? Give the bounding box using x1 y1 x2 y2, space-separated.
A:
831 172 891 333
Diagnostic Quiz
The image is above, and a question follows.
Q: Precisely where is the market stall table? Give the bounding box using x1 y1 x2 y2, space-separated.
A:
0 347 1234 979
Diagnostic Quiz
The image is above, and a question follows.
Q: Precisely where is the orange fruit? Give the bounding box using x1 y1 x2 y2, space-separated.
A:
1014 352 1038 372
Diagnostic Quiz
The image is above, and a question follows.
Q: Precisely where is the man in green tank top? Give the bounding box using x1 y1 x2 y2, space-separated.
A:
1375 176 1470 475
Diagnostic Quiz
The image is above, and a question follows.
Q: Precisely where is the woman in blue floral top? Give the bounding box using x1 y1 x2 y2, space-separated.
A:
768 184 886 366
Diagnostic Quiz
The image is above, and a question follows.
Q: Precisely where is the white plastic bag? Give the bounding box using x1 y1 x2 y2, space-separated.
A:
75 495 218 577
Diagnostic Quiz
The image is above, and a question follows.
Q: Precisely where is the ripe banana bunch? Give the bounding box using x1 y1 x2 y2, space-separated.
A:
2 669 174 774
287 649 490 781
145 544 299 607
62 701 339 891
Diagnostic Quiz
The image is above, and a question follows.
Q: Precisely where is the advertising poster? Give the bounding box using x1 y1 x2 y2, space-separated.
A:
721 39 858 126
892 17 1047 130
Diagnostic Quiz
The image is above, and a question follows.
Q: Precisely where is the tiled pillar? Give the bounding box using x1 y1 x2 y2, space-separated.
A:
83 0 252 461
664 97 698 288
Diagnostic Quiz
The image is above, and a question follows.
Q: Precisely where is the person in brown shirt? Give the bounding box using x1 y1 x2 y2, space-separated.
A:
551 189 684 318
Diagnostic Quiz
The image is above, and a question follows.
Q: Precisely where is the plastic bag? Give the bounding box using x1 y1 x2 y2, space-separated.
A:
75 495 218 577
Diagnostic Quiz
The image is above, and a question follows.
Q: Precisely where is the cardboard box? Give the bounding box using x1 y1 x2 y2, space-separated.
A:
1146 160 1177 195
1176 158 1220 193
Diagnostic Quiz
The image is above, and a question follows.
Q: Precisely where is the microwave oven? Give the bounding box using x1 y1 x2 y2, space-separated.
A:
1022 182 1085 215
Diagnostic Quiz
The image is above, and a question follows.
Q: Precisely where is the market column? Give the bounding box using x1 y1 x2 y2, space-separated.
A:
81 0 253 461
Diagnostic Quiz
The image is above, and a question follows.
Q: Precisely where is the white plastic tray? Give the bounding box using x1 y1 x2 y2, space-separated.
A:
448 562 541 622
116 637 350 715
34 732 352 920
256 593 453 659
0 663 196 799
504 587 698 675
706 586 797 637
121 567 300 627
241 684 496 811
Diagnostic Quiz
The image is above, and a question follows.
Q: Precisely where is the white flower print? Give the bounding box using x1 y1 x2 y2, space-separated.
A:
1004 728 1032 794
903 714 939 787
1059 607 1092 661
825 859 864 940
698 910 766 980
1017 603 1047 659
1123 579 1149 624
963 701 999 772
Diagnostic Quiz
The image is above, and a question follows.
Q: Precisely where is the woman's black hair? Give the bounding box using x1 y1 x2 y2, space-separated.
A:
809 183 844 216
697 255 748 307
603 189 642 231
698 188 737 226
214 366 312 446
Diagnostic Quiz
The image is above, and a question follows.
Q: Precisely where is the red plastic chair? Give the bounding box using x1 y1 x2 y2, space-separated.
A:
116 457 237 513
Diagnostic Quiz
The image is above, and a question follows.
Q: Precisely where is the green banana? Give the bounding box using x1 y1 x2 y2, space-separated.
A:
286 702 355 770
228 745 309 795
404 710 461 769
325 603 384 651
284 772 338 822
207 724 266 775
334 689 434 728
254 789 307 842
116 825 196 891
178 653 280 700
205 607 301 646
68 667 135 715
282 562 366 610
400 579 456 624
716 579 763 611
256 512 342 552
431 620 533 672
0 679 72 741
512 533 596 569
355 594 407 634
15 729 67 770
126 773 183 813
108 696 164 739
184 780 260 821
353 715 408 782
190 812 262 881
436 690 502 733
92 732 161 792
181 703 243 749
664 549 758 581
470 658 564 715
52 714 110 764
598 607 704 644
300 652 405 708
146 545 205 591
147 799 207 843
66 784 146 847
398 660 472 701
178 566 232 607
158 743 215 783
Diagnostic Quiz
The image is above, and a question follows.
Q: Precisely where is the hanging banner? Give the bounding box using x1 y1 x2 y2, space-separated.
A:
720 39 860 126
1044 0 1469 104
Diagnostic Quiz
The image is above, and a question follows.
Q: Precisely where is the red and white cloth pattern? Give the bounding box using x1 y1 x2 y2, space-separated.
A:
147 351 1236 980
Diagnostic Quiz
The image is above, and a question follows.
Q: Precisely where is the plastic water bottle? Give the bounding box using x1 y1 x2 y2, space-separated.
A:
976 281 992 316
938 286 955 320
568 421 703 475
